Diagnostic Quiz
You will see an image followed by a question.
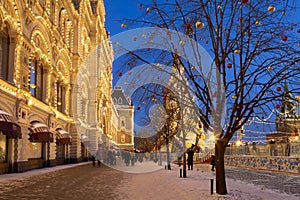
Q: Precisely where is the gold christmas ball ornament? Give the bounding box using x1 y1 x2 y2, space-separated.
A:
255 21 260 25
268 5 275 12
146 7 150 12
234 49 240 54
121 23 126 28
217 5 222 10
232 95 237 100
195 21 204 29
192 66 196 70
267 66 273 70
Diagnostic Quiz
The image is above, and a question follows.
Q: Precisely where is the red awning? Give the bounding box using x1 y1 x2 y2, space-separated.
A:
0 110 22 139
56 129 72 145
28 122 53 142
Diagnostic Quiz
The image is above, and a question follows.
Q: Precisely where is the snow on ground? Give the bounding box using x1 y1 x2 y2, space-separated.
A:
0 161 299 200
116 163 299 200
0 162 88 183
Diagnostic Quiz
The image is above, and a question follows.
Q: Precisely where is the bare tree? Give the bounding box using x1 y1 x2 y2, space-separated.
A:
114 0 300 195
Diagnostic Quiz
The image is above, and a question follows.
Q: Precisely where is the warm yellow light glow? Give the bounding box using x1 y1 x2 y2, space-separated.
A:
27 99 33 106
236 140 242 146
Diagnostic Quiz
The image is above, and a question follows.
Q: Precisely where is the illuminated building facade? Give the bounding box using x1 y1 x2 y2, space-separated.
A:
111 86 134 150
0 0 112 174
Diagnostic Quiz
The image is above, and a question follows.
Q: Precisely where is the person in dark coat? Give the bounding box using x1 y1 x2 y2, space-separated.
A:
91 155 96 167
211 154 216 171
187 145 195 170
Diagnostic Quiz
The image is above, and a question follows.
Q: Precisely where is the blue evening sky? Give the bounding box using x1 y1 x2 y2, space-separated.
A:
103 1 300 143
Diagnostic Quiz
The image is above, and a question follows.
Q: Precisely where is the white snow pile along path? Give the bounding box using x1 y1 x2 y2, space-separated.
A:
116 164 299 200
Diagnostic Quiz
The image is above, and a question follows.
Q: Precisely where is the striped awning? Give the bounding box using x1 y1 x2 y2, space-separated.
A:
0 110 22 139
56 129 72 145
28 122 53 142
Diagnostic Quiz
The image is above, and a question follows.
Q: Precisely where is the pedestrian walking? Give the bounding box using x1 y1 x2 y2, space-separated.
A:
91 155 96 167
211 154 215 172
187 144 195 170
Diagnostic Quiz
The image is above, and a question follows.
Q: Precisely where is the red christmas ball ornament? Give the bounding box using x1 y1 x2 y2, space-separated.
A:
137 106 140 110
276 87 281 92
126 62 130 65
139 3 143 9
206 40 209 44
118 72 122 77
276 104 280 109
241 0 248 3
297 29 300 33
290 27 294 30
129 51 134 55
147 47 151 51
198 38 202 41
281 36 288 41
132 37 137 41
227 63 233 68
212 93 217 97
185 23 192 30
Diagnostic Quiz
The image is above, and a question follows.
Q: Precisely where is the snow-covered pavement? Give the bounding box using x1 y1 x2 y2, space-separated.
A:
116 163 300 200
0 161 299 200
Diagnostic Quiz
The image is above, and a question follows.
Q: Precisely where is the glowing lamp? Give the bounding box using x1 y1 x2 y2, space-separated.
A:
268 5 275 12
227 63 232 68
195 21 204 29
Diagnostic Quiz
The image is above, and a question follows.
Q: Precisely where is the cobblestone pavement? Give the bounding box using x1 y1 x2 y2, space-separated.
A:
225 166 300 198
0 163 131 200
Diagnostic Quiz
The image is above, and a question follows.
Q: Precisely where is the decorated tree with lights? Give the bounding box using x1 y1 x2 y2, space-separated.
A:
114 0 300 194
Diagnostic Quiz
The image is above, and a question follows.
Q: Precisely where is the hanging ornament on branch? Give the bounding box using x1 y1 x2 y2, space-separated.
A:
195 21 204 29
268 5 275 12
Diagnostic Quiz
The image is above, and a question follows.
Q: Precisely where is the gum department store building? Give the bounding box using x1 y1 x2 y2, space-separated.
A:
0 0 133 174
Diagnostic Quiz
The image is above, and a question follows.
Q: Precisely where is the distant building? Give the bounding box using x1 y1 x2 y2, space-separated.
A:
267 83 300 142
112 86 134 150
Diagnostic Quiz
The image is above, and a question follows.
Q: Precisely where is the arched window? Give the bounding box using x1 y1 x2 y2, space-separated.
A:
0 26 9 80
120 116 126 128
56 81 65 113
118 97 122 105
29 59 37 96
113 97 117 104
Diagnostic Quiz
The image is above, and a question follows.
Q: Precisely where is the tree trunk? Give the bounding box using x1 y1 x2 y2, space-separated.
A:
215 139 228 195
183 150 187 177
